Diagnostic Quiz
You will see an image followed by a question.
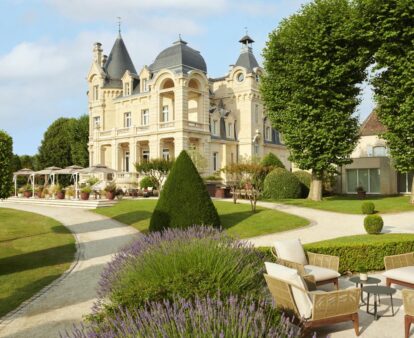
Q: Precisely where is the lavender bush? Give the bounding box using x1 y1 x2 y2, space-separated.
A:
94 226 266 317
66 295 301 338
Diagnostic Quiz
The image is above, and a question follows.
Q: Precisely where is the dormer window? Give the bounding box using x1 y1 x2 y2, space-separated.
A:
237 72 244 82
124 82 130 96
212 120 218 135
143 79 148 92
93 85 99 100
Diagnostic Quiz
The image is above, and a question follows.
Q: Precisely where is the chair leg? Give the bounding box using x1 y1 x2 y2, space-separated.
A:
352 313 360 336
406 315 412 338
386 278 391 287
333 278 339 290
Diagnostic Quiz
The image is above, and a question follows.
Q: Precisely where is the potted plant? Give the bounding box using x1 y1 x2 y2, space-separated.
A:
55 184 65 199
356 186 366 199
357 266 368 281
104 182 117 200
115 188 124 200
35 186 43 198
66 186 75 199
23 184 32 198
81 186 91 200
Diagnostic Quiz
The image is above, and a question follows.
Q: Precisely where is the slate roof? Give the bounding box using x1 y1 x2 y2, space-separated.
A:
103 35 137 87
149 38 207 74
235 34 259 72
360 110 387 136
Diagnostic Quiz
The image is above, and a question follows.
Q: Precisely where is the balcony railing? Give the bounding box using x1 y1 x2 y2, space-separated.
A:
159 121 175 129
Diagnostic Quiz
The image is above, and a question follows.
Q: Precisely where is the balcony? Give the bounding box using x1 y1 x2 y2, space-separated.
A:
159 121 175 129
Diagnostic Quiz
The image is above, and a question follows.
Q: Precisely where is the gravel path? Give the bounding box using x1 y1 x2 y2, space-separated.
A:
0 203 139 338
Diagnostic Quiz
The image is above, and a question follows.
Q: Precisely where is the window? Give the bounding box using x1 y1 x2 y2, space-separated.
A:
93 116 100 129
265 126 271 141
124 82 130 96
237 72 244 82
213 152 219 171
255 105 259 123
212 120 218 135
124 112 132 127
346 168 380 193
125 151 130 172
162 105 169 122
162 148 170 161
255 74 260 82
93 85 99 100
398 172 413 193
227 122 233 138
254 143 259 155
142 150 150 163
141 109 149 125
143 79 148 92
373 146 387 157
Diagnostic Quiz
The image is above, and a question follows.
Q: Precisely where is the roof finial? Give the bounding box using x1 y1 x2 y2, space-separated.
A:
179 33 182 41
117 16 122 36
244 26 248 35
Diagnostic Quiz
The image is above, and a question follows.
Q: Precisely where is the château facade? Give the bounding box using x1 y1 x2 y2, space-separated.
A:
87 32 289 180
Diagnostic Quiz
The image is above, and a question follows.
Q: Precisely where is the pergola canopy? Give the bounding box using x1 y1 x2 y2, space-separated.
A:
79 164 117 174
13 168 34 176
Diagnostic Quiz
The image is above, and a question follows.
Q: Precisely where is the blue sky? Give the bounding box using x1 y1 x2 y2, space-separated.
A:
0 0 374 155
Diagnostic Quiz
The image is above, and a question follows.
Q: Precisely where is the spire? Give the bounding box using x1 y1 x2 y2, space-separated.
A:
235 32 259 72
117 16 122 37
103 34 137 83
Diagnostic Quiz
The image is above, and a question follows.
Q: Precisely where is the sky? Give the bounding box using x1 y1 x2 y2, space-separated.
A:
0 0 375 156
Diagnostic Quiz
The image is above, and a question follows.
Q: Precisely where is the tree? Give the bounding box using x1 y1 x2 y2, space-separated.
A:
149 151 220 232
70 115 89 167
361 0 414 202
135 158 173 190
0 130 13 199
38 117 75 168
261 0 372 200
19 155 36 169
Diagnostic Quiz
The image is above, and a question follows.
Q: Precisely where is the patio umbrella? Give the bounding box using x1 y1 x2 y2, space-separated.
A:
55 165 84 199
13 168 34 197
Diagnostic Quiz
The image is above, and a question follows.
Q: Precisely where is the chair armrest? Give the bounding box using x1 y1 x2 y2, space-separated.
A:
403 289 414 316
303 274 317 291
384 252 414 270
277 257 306 275
307 252 339 272
311 288 361 320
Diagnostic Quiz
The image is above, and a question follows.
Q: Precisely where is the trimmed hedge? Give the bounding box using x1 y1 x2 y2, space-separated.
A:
263 168 302 199
149 151 220 231
0 130 13 199
364 214 383 234
303 234 414 273
260 153 285 169
293 171 311 198
361 202 375 214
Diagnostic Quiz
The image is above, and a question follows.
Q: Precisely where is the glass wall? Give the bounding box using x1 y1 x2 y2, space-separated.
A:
398 172 413 193
347 168 380 193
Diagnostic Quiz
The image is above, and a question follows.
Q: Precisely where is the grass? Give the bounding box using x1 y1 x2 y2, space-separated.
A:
272 195 413 214
94 199 309 238
0 208 75 317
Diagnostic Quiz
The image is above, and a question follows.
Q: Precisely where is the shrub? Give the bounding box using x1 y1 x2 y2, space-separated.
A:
364 214 383 234
361 202 375 214
104 181 117 193
0 130 13 199
263 168 301 199
95 226 266 316
67 296 299 338
260 153 285 169
149 151 220 231
302 234 414 273
139 176 155 189
293 171 311 198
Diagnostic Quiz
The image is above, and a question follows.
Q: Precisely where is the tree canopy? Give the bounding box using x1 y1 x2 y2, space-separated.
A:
261 0 372 200
135 158 173 190
0 130 13 199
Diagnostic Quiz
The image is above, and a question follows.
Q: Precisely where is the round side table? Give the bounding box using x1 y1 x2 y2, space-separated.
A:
349 276 381 305
362 285 396 320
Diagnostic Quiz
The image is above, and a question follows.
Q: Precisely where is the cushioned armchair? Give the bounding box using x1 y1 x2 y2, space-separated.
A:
264 262 360 336
271 239 340 289
403 289 414 338
384 252 414 288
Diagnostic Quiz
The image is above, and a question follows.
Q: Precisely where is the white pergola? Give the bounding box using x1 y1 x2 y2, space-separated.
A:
55 165 84 199
12 168 34 197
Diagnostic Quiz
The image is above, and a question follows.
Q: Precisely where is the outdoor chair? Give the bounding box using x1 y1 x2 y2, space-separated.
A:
384 252 414 288
264 262 360 336
272 239 340 289
403 289 414 338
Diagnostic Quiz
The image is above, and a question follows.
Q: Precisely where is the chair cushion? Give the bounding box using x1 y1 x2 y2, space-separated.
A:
265 262 312 319
274 239 308 265
383 266 414 284
304 265 341 282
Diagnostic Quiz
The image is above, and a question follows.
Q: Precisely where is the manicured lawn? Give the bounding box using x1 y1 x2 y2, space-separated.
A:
0 208 75 317
94 199 309 238
272 195 413 214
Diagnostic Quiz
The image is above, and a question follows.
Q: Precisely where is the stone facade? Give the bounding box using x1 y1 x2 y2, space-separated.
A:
87 34 289 184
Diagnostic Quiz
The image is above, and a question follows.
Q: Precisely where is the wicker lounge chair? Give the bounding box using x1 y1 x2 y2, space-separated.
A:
264 267 360 335
384 252 414 288
403 289 414 338
272 239 340 289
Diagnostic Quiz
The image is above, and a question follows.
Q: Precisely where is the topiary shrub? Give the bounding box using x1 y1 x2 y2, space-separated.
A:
364 214 384 234
139 176 154 189
94 226 267 317
293 170 311 198
263 168 301 199
260 153 285 169
69 296 297 338
361 202 375 214
149 150 220 231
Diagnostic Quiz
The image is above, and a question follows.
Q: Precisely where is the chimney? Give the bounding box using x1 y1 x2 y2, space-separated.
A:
102 55 108 67
93 42 103 65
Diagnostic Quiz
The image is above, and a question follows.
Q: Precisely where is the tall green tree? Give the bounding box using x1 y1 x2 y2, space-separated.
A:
261 0 372 200
362 0 414 202
0 130 13 199
70 115 89 167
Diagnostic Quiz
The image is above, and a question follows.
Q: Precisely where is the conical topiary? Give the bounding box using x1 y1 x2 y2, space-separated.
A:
149 150 220 232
